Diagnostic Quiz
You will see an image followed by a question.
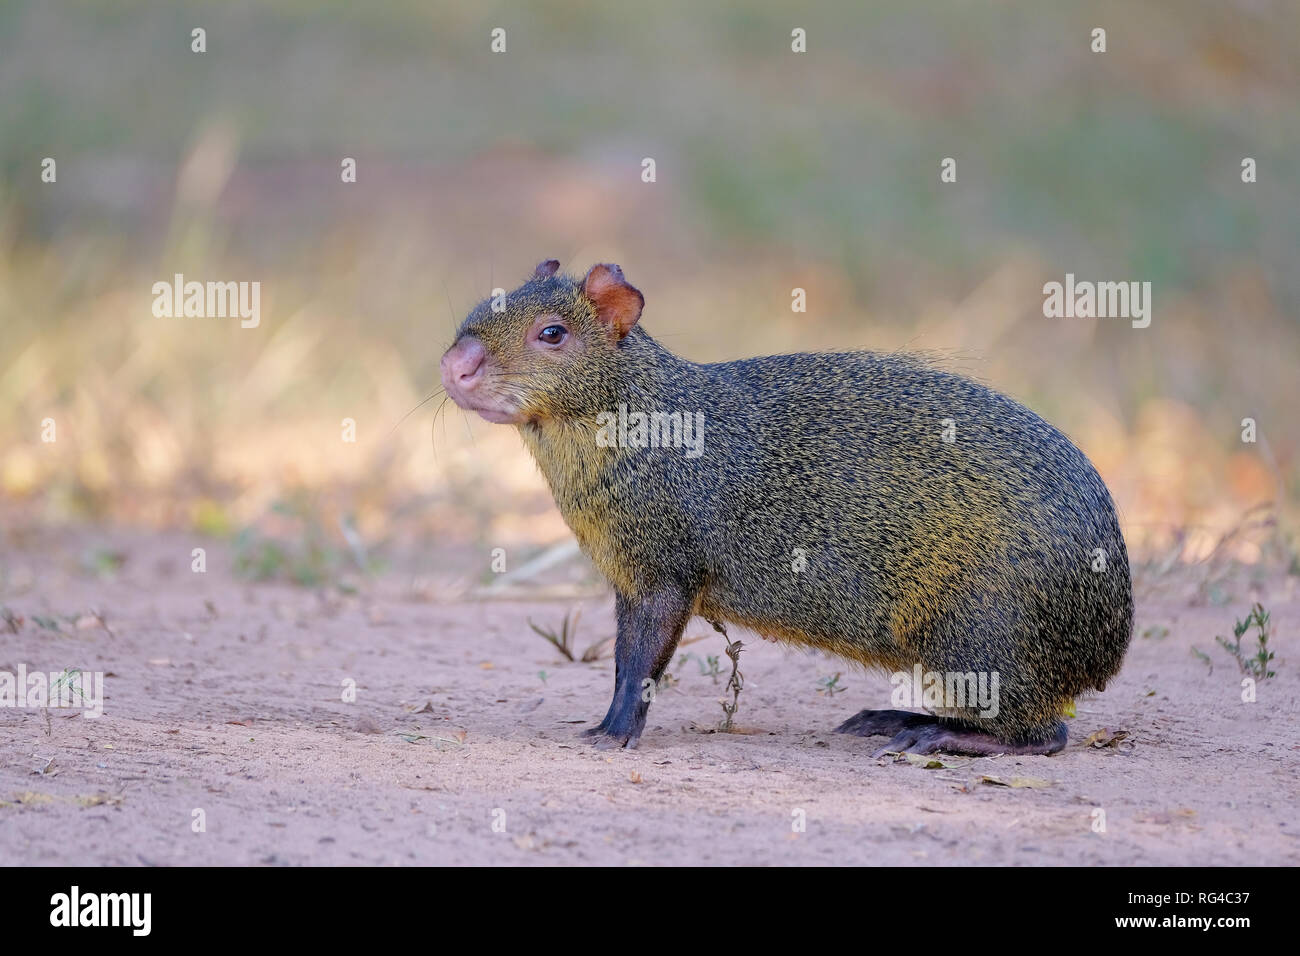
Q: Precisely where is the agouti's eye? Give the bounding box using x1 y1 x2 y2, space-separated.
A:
538 324 567 345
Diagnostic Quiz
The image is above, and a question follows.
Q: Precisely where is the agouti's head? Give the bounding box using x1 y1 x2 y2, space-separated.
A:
440 259 644 426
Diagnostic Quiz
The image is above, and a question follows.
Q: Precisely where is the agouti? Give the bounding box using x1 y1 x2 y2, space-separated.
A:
440 259 1134 756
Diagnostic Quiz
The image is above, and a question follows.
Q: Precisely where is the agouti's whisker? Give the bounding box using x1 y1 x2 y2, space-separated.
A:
390 388 445 436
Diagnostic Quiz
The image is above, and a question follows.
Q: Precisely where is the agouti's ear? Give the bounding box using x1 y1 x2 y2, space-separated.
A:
534 259 560 278
581 263 644 339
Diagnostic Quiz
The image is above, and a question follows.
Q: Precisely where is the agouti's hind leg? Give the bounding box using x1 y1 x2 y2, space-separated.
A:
834 709 937 738
581 586 692 750
870 719 1068 758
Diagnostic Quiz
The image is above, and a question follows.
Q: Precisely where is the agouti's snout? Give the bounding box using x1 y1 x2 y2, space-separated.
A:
440 336 524 424
441 337 486 392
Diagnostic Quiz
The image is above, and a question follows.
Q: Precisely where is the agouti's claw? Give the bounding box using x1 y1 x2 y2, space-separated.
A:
582 724 640 749
872 729 930 758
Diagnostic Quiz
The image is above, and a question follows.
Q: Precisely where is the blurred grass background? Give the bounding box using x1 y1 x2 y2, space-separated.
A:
1 0 1297 576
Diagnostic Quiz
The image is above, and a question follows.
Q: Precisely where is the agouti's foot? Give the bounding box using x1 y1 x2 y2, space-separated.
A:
871 720 1068 758
834 708 938 738
581 723 641 750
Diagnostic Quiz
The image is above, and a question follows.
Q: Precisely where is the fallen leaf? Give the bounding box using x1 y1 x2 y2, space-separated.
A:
900 753 964 769
13 792 55 806
980 775 1053 789
75 793 124 808
878 751 963 769
1084 728 1130 749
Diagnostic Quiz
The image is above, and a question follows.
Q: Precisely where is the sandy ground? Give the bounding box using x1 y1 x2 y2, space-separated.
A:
1 526 1297 867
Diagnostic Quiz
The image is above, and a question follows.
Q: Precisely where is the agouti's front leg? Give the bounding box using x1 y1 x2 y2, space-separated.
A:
582 587 693 750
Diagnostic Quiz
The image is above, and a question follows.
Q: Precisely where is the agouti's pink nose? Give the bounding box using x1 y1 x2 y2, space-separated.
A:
440 338 487 392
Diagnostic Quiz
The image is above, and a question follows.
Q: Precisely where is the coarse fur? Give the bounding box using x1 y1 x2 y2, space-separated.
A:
442 262 1134 753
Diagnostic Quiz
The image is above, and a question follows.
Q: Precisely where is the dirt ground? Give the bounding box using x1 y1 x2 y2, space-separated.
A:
1 525 1297 866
